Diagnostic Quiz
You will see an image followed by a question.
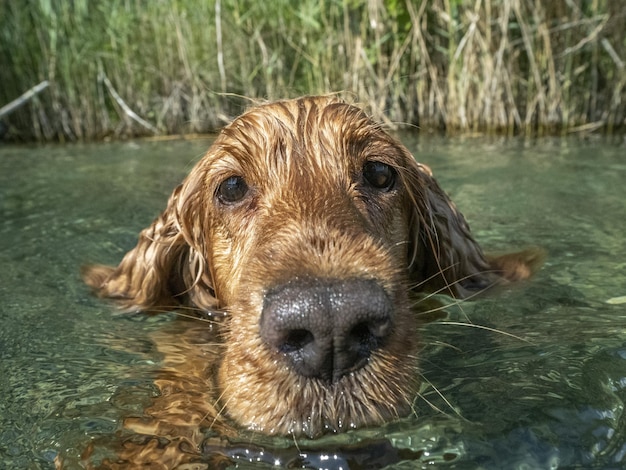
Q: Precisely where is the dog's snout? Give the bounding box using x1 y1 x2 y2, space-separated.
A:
260 278 393 383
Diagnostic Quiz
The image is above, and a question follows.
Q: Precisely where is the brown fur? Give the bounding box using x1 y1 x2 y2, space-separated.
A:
82 96 542 466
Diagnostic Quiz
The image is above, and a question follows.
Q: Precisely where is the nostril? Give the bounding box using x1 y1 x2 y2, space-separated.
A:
348 318 391 356
350 322 372 343
280 329 314 354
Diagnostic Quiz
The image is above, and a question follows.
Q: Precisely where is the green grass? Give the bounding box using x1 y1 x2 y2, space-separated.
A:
1 0 624 140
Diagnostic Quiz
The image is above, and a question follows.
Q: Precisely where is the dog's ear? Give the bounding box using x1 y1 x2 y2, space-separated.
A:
401 159 543 298
82 172 217 312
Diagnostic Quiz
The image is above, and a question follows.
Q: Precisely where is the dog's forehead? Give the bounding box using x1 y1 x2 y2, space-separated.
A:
203 97 406 184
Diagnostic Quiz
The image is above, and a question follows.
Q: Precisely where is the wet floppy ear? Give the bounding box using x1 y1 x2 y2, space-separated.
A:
402 159 543 298
486 248 546 283
82 172 217 312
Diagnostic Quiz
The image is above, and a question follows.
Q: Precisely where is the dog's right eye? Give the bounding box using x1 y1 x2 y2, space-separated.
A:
363 161 396 191
217 176 248 204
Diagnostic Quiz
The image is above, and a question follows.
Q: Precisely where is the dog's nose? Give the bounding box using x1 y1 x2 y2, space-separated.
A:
260 278 393 383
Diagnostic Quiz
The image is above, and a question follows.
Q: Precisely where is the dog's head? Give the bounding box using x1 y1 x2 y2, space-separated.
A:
84 96 542 437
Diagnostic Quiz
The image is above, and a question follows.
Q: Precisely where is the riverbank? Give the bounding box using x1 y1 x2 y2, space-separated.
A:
1 0 624 141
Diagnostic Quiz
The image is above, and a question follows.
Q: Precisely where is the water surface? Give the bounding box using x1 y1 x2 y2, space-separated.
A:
1 136 625 468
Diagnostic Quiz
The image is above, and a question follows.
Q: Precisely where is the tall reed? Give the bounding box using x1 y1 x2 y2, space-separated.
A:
0 0 624 140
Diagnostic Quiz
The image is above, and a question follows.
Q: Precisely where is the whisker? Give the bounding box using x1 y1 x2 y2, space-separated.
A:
291 432 302 454
174 309 227 323
206 387 231 432
420 340 463 353
408 262 460 291
437 321 530 343
417 373 464 419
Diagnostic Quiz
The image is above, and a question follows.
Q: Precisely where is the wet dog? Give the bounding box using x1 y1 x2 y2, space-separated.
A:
82 96 542 466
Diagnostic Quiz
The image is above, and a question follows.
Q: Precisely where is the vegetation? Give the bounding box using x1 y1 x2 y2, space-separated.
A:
1 0 624 141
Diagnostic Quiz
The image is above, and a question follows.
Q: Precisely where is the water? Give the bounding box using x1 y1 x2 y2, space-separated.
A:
1 136 625 469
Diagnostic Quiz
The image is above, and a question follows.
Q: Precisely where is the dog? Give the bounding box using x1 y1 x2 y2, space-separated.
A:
82 96 542 466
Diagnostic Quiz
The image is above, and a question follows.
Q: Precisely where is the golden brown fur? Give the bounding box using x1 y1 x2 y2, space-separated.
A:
82 96 542 467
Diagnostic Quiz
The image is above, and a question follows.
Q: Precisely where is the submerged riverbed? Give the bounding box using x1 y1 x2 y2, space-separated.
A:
1 136 625 468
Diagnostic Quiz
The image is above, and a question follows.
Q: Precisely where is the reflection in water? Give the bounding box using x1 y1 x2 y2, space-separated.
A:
1 137 626 468
83 300 448 469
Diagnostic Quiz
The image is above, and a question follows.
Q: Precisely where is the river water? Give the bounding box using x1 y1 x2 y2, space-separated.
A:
1 135 625 469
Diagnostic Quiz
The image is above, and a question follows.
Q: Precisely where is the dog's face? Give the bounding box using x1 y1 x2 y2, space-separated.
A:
84 96 542 439
195 98 420 435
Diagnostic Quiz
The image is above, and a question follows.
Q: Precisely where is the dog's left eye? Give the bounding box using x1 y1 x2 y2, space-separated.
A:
217 176 248 204
363 161 396 191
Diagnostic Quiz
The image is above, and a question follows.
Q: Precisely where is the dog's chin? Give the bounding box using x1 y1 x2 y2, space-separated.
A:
220 352 417 438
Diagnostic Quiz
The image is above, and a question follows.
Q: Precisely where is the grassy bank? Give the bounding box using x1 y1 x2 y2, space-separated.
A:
1 0 624 141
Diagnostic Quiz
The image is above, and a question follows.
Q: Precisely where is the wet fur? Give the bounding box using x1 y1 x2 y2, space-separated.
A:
81 96 543 467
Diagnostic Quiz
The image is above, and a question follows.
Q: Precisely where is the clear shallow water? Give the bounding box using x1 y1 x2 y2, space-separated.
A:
1 136 625 469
